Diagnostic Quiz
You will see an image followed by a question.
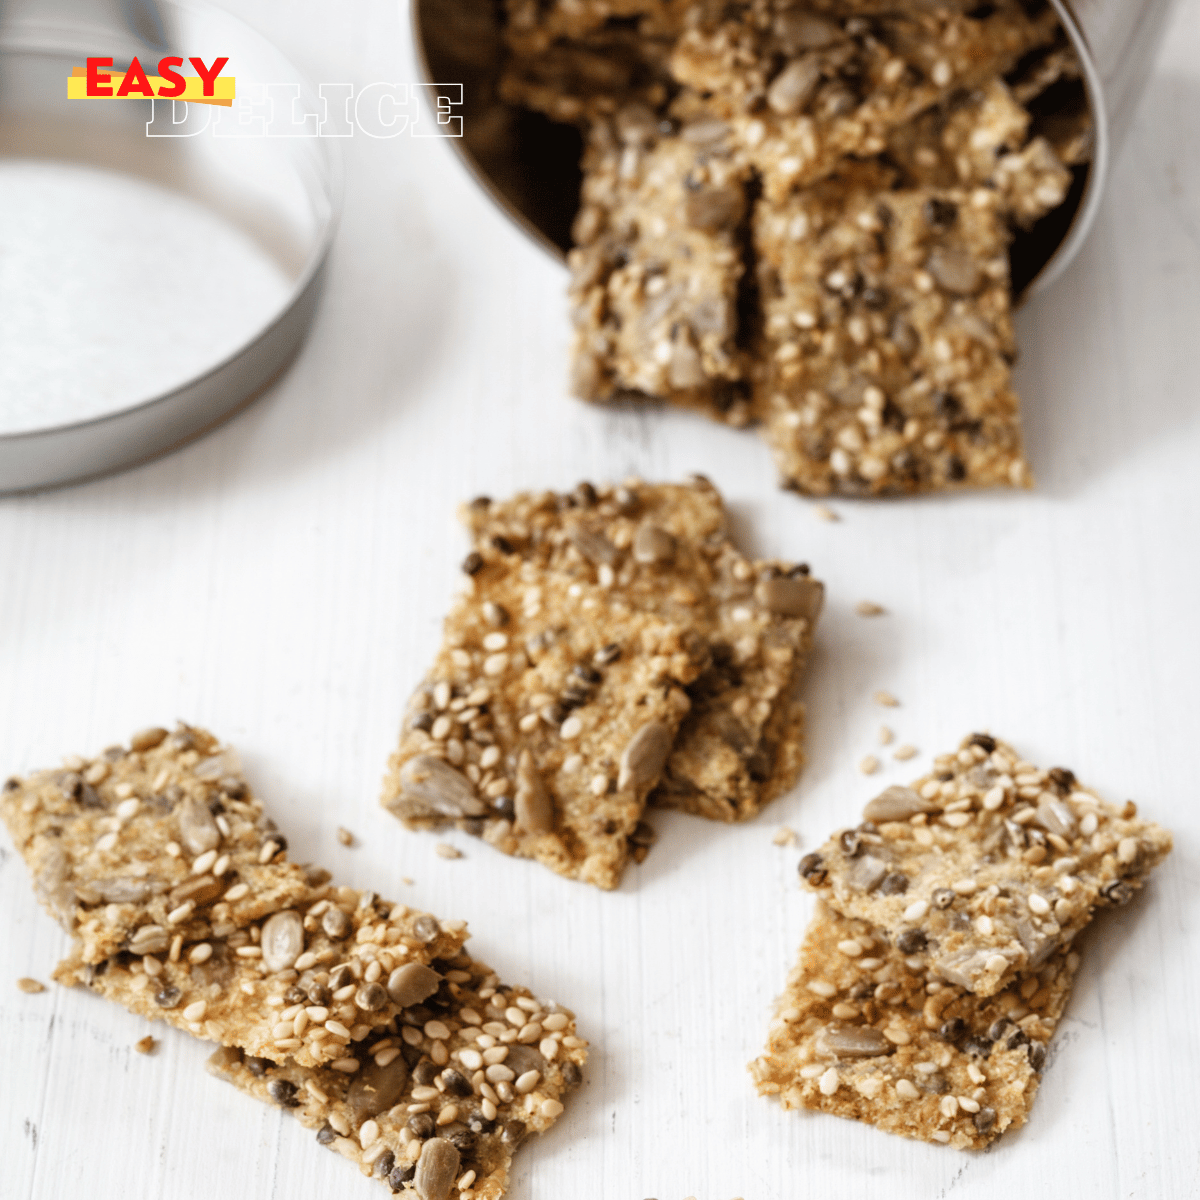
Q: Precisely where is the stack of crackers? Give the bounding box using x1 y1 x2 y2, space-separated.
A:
2 726 587 1200
382 476 823 888
750 732 1172 1147
500 0 1092 495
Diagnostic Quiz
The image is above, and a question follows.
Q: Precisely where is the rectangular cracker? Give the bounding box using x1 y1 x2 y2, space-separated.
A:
750 900 1081 1148
206 945 587 1199
755 168 1030 495
53 878 469 1069
670 0 1061 202
460 477 823 822
1 724 312 965
382 559 703 889
798 734 1173 997
568 116 757 425
885 79 1073 228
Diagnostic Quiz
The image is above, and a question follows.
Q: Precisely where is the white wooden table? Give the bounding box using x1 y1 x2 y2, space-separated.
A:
3 1 1199 1196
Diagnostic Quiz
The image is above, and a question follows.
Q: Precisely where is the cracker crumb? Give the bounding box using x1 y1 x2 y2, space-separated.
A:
135 1035 158 1055
894 744 919 761
874 690 900 707
856 601 886 617
879 726 894 746
17 977 45 994
336 826 355 847
860 755 880 775
813 505 840 523
772 826 797 847
435 843 463 860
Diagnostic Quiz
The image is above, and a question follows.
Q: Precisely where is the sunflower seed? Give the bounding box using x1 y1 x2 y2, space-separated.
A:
177 794 220 856
863 785 934 824
385 962 440 1012
413 1137 460 1200
260 911 304 973
347 1054 411 1122
632 524 677 565
514 750 554 834
398 756 487 819
618 721 673 791
756 575 824 619
823 1024 893 1057
322 907 352 940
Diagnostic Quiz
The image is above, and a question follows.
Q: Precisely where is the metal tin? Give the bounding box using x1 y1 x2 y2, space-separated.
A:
0 0 340 493
412 0 1177 297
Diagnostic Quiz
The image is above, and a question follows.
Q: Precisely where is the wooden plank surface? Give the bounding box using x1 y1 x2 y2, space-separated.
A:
2 1 1199 1196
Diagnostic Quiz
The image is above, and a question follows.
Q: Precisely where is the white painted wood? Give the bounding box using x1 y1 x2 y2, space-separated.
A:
3 1 1199 1196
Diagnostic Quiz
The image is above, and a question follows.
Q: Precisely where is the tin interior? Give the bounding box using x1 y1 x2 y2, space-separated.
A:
0 0 338 491
412 0 1108 302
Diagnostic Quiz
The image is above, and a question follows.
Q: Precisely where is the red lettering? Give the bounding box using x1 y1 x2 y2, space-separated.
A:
115 56 154 98
86 57 113 97
188 56 228 97
156 56 186 98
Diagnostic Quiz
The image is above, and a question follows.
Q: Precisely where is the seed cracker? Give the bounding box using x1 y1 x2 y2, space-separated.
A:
798 734 1173 997
54 879 468 1069
755 169 1030 495
461 477 823 822
670 0 1060 202
750 900 1081 1148
568 114 757 425
382 559 702 889
207 946 586 1199
1 725 312 965
886 79 1073 227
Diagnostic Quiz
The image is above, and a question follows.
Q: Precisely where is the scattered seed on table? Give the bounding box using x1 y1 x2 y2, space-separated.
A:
772 826 797 847
860 755 880 775
894 744 918 761
435 843 463 860
874 690 900 707
337 827 355 847
17 977 45 994
135 1036 158 1055
856 601 886 616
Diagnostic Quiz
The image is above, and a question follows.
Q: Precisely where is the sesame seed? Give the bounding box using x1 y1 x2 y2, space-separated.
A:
325 1020 351 1039
589 774 609 796
359 1120 380 1147
1080 812 1099 835
860 755 880 775
878 726 893 746
483 653 508 676
967 1062 986 1085
431 715 453 741
902 900 928 922
874 690 899 707
939 1095 959 1118
459 1048 483 1070
167 901 195 925
212 854 230 876
329 1058 359 1073
985 954 1009 974
518 713 539 733
458 1169 477 1190
95 832 118 853
258 841 279 864
856 601 885 617
893 745 917 761
515 1069 540 1094
837 939 863 958
1117 837 1139 864
943 812 971 828
182 1000 207 1022
807 980 837 998
425 1020 451 1040
540 1098 564 1119
543 1013 569 1031
895 1079 920 1100
818 1068 840 1096
952 878 978 895
17 977 46 994
559 716 583 740
975 916 994 936
436 843 463 860
188 943 213 964
1028 893 1050 915
115 797 140 821
883 1027 912 1046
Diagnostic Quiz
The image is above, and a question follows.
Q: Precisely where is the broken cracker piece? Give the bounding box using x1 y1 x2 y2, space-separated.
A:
798 733 1173 997
461 477 823 822
1 724 312 966
750 900 1080 1148
207 946 586 1199
383 558 701 889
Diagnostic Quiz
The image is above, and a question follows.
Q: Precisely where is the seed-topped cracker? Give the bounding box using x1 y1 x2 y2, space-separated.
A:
0 725 312 965
886 78 1072 228
382 556 703 889
670 0 1059 202
207 946 587 1199
798 734 1173 997
568 114 757 425
54 880 469 1070
755 169 1029 495
460 477 823 822
750 900 1081 1148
